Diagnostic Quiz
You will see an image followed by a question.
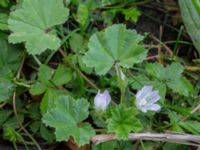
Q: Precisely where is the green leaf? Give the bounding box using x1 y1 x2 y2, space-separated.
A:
8 0 69 54
146 63 193 96
83 24 147 75
0 38 23 71
92 141 116 150
0 68 15 102
122 8 141 23
107 105 142 139
42 95 95 146
167 76 193 96
40 89 70 114
179 120 200 135
69 33 84 53
52 65 72 86
29 82 47 95
0 13 8 30
38 64 53 85
0 0 9 7
77 4 89 27
146 63 166 80
179 0 200 54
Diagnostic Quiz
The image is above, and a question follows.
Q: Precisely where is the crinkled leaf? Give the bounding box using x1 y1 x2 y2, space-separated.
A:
0 13 8 30
122 8 141 23
52 65 72 86
146 63 193 96
167 76 193 96
83 24 147 75
107 104 142 139
8 0 69 54
42 95 95 146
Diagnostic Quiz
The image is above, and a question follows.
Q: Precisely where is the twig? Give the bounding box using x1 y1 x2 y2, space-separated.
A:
91 133 200 146
150 34 173 56
59 49 100 91
12 57 42 150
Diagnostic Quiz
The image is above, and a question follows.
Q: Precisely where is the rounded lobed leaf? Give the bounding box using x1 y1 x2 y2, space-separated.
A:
83 24 147 75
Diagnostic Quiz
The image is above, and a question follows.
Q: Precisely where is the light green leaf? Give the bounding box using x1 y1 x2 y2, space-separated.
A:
122 8 141 23
8 0 69 54
179 120 200 135
52 65 72 86
29 82 46 95
107 104 142 139
77 4 88 27
0 13 8 30
0 0 9 7
83 24 147 75
42 95 95 146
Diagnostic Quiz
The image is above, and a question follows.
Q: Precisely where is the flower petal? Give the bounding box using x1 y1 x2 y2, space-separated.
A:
136 85 153 100
146 90 160 104
147 104 161 111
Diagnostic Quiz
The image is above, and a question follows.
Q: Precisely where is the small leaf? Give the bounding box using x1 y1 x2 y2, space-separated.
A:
77 4 89 27
42 95 95 146
107 104 142 139
83 24 147 75
38 64 53 85
69 33 84 53
0 68 15 102
8 0 69 54
52 65 72 86
29 82 47 95
122 8 141 23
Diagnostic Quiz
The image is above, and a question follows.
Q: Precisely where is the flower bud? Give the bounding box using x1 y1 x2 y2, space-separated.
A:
94 90 111 112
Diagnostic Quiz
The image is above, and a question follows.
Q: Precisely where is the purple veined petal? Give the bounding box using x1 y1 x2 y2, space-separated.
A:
136 85 153 100
145 90 161 104
94 90 111 112
146 104 161 111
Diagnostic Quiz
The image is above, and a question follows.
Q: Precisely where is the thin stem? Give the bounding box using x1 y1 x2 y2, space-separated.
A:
32 55 42 66
59 49 100 91
13 57 42 150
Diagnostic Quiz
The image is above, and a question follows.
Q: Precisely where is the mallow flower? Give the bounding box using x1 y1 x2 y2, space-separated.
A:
135 85 161 113
94 90 111 112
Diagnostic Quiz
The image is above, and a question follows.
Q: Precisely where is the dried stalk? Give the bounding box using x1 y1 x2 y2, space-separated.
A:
91 133 200 146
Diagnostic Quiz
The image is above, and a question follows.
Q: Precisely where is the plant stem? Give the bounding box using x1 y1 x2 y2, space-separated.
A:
59 49 100 91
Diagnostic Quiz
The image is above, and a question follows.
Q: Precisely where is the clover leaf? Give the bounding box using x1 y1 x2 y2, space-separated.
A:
107 104 142 139
8 0 69 54
83 24 147 75
42 95 95 146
